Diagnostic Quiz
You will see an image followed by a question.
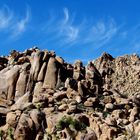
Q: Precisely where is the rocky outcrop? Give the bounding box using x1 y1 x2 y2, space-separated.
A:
0 48 140 140
94 52 140 96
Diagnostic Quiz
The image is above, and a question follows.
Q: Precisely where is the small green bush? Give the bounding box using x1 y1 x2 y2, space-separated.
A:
7 127 14 140
56 116 86 131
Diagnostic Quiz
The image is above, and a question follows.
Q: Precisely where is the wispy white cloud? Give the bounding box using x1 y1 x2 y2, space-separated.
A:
63 8 69 24
117 24 140 54
0 5 13 29
11 8 30 38
0 5 30 39
58 8 79 44
43 8 119 48
83 19 118 48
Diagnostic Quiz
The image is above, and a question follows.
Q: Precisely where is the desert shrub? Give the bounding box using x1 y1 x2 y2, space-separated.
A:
56 115 86 131
7 127 14 140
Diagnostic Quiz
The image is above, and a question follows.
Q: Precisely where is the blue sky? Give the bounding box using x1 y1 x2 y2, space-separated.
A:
0 0 140 63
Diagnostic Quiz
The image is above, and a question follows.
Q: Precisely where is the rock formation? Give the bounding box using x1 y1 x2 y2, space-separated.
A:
0 48 140 140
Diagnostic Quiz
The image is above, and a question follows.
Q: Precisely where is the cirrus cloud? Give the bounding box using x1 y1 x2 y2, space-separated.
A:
0 5 31 39
42 7 119 49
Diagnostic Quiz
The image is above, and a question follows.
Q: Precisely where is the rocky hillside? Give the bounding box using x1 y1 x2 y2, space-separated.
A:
0 48 140 140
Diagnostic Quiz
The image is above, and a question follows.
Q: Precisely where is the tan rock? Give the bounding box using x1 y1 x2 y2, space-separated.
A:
84 101 93 107
0 107 10 114
45 113 63 133
89 118 101 138
30 50 44 81
54 91 67 100
0 98 13 107
105 103 114 110
129 107 138 122
43 107 54 115
75 95 82 103
35 132 44 140
43 57 58 89
55 56 64 64
58 104 68 111
15 69 28 101
81 132 97 140
6 111 21 127
103 96 114 104
6 65 20 100
67 105 77 114
30 109 45 132
14 113 35 140
11 92 33 111
37 62 47 81
105 116 117 126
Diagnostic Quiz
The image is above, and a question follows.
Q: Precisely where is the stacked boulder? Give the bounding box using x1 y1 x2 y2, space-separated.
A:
0 48 139 140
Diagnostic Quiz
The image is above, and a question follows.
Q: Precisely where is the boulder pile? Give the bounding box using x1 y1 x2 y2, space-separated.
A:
0 48 140 140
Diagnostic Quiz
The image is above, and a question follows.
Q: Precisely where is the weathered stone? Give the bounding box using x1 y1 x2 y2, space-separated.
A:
115 135 127 140
30 50 44 81
32 82 44 103
15 68 28 101
73 60 85 80
84 101 93 107
17 56 30 64
105 116 117 126
75 95 82 103
67 105 77 114
11 92 33 111
37 51 49 81
6 65 20 100
81 132 97 140
103 96 114 104
87 97 99 106
122 119 129 125
100 123 118 139
6 111 21 127
30 109 46 132
54 91 67 100
43 107 54 115
35 132 44 140
0 98 13 107
111 110 126 119
55 56 64 64
105 103 114 110
100 134 109 140
67 88 79 99
129 107 138 122
76 114 90 126
90 118 101 138
43 57 58 89
58 104 68 111
45 113 64 133
86 61 102 86
37 62 47 81
65 78 77 90
14 113 35 140
25 50 43 92
0 107 10 114
132 95 140 106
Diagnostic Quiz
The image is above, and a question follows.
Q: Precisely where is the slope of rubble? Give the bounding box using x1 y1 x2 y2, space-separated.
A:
0 48 140 140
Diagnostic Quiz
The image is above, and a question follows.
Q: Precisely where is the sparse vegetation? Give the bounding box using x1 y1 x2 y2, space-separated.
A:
56 115 87 132
7 128 14 140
